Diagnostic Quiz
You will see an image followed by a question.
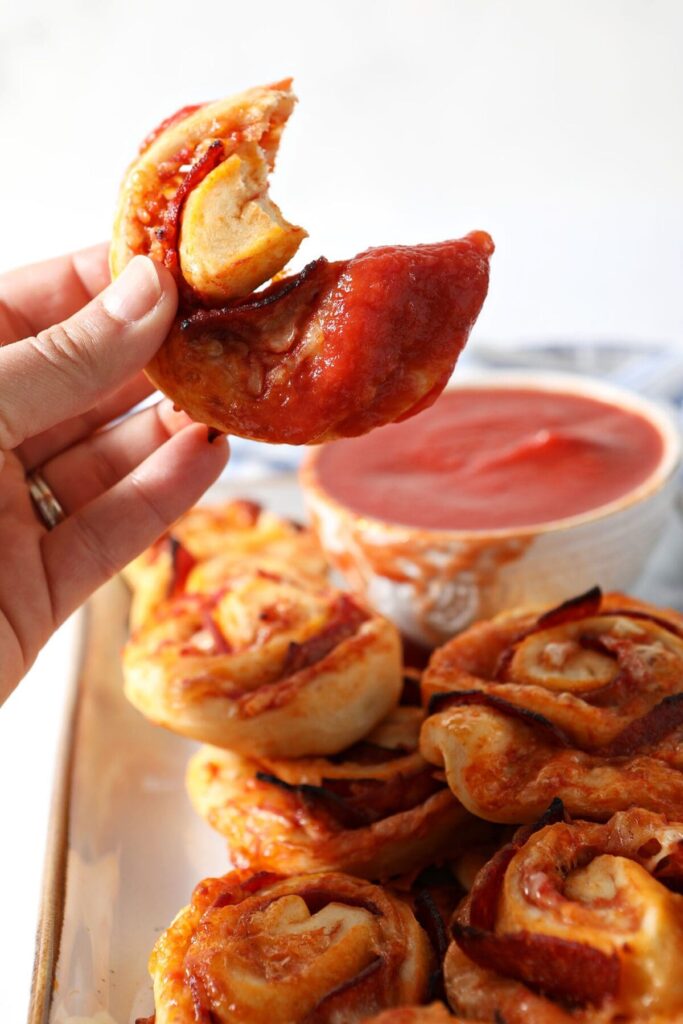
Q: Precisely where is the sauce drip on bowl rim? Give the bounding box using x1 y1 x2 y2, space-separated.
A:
314 386 666 532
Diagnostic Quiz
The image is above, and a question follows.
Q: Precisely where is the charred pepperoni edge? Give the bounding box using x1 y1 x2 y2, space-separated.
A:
255 771 371 829
252 677 426 820
428 687 683 758
451 924 620 1008
400 670 424 707
514 796 568 842
303 956 383 1020
281 594 368 677
601 692 683 756
652 841 683 892
254 761 443 831
427 690 574 748
402 635 433 672
414 887 450 1001
453 798 620 1008
134 1016 156 1024
326 741 408 767
318 768 443 823
139 103 208 154
467 799 567 932
179 257 333 332
535 586 603 630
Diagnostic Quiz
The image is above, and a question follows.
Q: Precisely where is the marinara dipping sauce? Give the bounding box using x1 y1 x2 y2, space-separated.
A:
314 385 666 531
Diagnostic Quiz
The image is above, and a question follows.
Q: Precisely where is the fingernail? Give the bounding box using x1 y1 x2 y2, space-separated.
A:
102 256 162 323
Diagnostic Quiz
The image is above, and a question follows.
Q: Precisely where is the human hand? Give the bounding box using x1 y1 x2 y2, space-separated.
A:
0 244 229 702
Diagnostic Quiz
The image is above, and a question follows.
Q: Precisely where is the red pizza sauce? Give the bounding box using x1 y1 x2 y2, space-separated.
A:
314 386 665 531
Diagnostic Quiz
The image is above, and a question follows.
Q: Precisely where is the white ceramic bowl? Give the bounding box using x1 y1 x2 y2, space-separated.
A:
300 372 682 646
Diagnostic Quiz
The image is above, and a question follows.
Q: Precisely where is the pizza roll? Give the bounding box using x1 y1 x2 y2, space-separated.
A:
445 803 683 1023
111 81 493 443
420 587 683 822
186 685 486 880
123 499 326 630
146 870 434 1024
123 572 402 756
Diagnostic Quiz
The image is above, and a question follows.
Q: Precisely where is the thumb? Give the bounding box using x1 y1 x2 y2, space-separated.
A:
0 255 177 451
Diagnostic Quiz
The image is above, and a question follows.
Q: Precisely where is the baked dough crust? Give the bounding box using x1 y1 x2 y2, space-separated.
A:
123 572 402 757
445 806 683 1023
420 589 683 822
186 703 485 880
147 870 434 1024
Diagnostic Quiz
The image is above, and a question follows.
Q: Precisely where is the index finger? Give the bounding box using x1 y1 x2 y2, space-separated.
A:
0 243 111 342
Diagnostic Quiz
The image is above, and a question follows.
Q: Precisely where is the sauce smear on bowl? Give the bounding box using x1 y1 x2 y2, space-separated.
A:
315 387 664 531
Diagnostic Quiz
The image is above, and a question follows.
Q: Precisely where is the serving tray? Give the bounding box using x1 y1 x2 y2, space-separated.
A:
28 476 303 1024
27 476 683 1024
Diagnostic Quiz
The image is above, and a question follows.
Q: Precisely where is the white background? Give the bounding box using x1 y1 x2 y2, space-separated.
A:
1 1 682 1019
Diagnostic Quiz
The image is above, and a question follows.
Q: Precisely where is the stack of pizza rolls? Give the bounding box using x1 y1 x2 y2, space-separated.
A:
419 586 683 1023
123 500 489 874
125 524 683 1022
186 676 490 880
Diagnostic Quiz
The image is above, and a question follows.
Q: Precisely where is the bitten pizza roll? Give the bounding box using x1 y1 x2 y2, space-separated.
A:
445 803 683 1023
420 587 683 822
145 870 434 1024
111 81 493 444
123 572 402 756
123 498 326 630
186 683 487 880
